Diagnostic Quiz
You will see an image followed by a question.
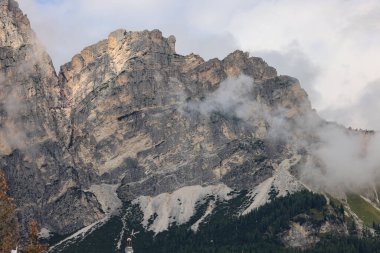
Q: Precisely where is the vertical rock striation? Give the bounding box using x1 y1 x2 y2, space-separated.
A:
0 0 104 235
0 0 322 236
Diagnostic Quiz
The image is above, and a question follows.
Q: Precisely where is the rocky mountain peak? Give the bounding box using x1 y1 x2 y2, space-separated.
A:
1 1 317 236
59 29 179 110
0 0 33 48
0 0 58 155
3 3 380 252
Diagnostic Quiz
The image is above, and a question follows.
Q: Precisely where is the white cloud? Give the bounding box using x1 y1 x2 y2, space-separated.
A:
226 0 380 129
322 80 380 131
183 74 380 192
17 0 380 130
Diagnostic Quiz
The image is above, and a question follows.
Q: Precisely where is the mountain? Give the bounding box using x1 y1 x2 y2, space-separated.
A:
1 0 380 252
0 0 105 235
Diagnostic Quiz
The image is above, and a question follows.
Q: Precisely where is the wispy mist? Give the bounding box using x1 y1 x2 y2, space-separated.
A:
302 125 380 194
184 74 380 194
187 75 267 122
0 76 26 154
0 42 51 155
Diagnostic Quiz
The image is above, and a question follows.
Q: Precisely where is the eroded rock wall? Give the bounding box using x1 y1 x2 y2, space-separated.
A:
0 0 319 235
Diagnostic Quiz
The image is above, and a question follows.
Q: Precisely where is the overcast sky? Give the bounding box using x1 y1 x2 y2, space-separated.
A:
18 0 380 130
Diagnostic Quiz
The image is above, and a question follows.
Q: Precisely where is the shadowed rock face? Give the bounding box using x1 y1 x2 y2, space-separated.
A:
0 0 317 235
0 0 103 234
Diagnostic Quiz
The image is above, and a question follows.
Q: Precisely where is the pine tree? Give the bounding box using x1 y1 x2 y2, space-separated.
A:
26 219 48 253
373 222 380 238
0 170 19 253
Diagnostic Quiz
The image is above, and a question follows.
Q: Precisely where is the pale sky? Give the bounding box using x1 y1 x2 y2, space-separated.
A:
17 0 380 130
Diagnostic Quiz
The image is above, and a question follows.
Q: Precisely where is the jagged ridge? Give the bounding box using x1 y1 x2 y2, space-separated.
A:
2 2 379 248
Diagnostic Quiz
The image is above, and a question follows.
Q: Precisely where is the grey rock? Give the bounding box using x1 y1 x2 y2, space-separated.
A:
0 0 321 236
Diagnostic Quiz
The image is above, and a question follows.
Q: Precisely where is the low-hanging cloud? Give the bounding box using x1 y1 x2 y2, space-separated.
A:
0 76 28 154
0 41 50 155
302 124 380 194
184 75 294 141
185 75 321 144
184 74 380 195
188 75 266 121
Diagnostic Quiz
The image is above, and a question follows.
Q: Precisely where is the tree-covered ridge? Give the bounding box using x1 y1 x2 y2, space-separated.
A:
54 190 380 253
133 190 327 253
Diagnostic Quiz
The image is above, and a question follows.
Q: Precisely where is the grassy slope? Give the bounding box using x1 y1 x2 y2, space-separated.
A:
347 194 380 227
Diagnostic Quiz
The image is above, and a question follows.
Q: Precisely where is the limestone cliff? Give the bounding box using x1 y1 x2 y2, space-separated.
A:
0 0 104 234
57 28 313 203
0 0 331 238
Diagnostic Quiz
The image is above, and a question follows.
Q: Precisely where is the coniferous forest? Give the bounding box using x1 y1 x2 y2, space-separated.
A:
54 190 380 253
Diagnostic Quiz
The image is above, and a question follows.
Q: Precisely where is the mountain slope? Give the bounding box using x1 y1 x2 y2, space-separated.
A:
0 0 315 235
1 1 380 250
0 0 108 234
47 190 347 253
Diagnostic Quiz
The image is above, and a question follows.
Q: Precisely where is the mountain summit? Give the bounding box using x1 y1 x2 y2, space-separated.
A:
1 1 380 252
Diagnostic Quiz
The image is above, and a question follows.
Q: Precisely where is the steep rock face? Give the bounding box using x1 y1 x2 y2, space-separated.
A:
0 0 319 236
58 28 313 204
0 0 57 151
0 0 104 235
